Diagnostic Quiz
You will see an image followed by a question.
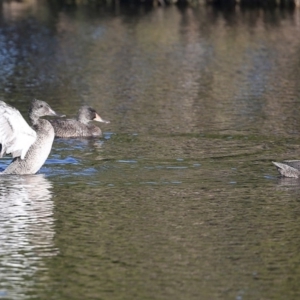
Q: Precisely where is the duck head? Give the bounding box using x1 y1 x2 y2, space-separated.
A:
29 99 65 124
78 105 110 124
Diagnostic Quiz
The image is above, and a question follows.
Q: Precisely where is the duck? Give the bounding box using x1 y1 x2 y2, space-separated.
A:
49 105 109 138
272 160 300 178
0 99 63 175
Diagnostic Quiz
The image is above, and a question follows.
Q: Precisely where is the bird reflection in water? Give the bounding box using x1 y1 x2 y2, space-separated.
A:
0 174 58 298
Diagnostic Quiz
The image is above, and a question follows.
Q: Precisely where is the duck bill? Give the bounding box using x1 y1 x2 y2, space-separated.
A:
48 108 65 118
94 113 110 123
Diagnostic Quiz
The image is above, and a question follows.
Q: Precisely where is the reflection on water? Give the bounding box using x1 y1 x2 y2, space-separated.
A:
0 175 57 299
1 0 300 299
0 2 298 137
275 177 300 192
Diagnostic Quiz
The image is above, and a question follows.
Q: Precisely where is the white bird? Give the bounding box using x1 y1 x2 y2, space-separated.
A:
0 99 63 175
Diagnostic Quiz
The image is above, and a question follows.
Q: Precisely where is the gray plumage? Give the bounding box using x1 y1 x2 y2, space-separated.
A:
49 105 109 138
272 160 300 178
1 99 62 175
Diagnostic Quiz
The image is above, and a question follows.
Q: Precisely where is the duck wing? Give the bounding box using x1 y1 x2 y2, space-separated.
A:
281 160 300 170
272 161 300 178
0 101 36 159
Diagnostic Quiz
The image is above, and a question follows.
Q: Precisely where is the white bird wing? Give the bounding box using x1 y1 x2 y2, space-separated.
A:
0 101 36 159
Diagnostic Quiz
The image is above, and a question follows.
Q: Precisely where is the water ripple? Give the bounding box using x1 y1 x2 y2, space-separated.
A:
0 175 58 299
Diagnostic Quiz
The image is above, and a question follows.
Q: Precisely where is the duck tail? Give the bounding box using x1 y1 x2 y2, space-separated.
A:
272 161 300 178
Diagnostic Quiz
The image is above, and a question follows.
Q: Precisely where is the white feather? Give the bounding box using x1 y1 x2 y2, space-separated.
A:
0 101 36 159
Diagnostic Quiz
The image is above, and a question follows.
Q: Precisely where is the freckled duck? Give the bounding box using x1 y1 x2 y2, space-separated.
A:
49 105 110 138
272 160 300 178
0 99 63 175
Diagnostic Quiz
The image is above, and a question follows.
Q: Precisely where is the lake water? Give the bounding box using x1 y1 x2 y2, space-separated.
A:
1 1 300 299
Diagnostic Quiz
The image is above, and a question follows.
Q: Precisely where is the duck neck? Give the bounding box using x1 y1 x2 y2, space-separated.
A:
29 112 40 126
78 115 89 125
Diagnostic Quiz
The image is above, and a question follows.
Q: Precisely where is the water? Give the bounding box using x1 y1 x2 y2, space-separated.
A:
1 1 300 299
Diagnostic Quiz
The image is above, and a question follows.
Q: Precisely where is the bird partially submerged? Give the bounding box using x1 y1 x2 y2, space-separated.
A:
272 160 300 178
0 99 64 175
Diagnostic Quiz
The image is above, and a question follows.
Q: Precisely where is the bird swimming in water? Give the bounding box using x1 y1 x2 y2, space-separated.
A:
0 99 64 175
272 160 300 178
49 105 109 138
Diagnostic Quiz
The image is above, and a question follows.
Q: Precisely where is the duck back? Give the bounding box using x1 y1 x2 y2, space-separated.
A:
50 119 102 138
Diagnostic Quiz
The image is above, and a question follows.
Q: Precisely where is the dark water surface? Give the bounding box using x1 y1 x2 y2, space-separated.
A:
1 1 300 299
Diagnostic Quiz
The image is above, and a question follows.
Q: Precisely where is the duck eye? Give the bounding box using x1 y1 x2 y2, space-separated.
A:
39 104 43 108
